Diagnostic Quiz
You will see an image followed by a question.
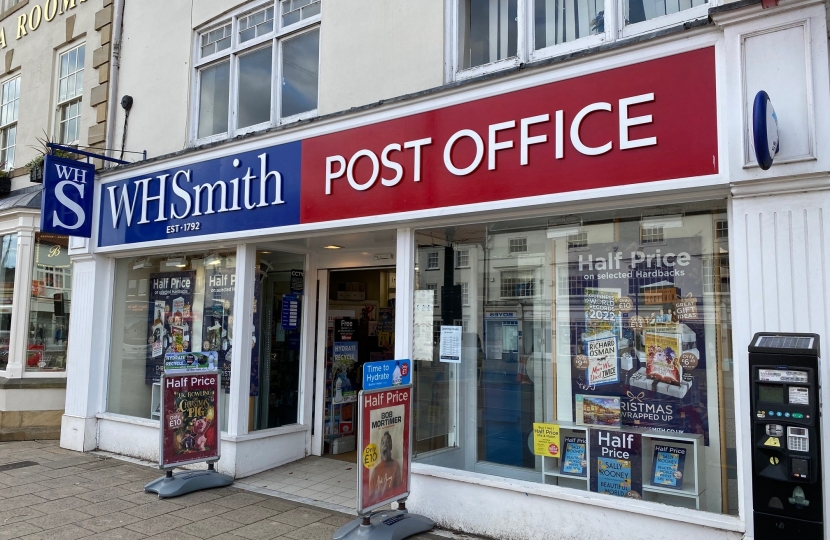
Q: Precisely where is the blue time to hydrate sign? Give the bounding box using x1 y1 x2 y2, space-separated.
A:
41 155 96 238
362 359 411 391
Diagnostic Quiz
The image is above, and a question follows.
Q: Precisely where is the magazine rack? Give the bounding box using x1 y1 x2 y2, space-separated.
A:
540 423 706 509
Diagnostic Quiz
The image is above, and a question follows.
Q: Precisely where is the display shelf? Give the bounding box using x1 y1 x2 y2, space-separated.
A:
541 422 589 487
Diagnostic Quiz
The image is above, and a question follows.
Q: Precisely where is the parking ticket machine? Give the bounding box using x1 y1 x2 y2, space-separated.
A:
749 333 822 539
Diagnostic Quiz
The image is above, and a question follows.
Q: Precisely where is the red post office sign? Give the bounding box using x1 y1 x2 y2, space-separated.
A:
301 47 717 224
160 371 221 469
358 386 412 513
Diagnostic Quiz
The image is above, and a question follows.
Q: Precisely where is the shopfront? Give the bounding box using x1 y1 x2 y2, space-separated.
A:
59 16 830 539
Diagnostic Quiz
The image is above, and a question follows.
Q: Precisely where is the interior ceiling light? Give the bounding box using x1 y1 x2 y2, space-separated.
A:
205 253 222 266
133 258 152 270
165 256 187 268
323 245 343 249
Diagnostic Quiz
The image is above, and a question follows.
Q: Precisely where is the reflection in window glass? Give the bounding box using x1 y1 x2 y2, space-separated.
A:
625 0 706 25
107 252 236 432
412 201 737 516
458 0 518 70
239 7 274 43
534 0 604 49
281 29 319 118
198 61 230 139
200 23 232 58
27 234 72 372
281 0 321 27
238 45 273 129
0 233 16 371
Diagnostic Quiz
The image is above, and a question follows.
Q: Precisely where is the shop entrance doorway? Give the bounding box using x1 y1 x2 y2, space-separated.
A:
316 267 397 460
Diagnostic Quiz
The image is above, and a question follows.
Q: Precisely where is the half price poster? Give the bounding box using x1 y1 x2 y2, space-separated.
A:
590 429 642 498
161 372 220 468
146 272 196 384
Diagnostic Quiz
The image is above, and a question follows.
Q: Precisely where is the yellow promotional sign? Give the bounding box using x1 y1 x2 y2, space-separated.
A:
532 423 561 457
362 443 379 468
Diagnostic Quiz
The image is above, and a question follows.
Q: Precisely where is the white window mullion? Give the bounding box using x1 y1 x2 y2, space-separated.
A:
272 36 280 125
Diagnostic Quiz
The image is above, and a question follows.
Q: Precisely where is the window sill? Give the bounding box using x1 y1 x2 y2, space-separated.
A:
96 411 159 427
619 5 710 38
454 56 521 82
411 462 745 533
222 423 309 443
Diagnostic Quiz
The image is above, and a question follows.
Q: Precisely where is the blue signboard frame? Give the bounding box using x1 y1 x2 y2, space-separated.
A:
98 141 301 246
41 154 96 238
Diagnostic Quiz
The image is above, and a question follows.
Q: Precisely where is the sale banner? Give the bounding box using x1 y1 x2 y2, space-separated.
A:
358 386 411 513
532 423 561 457
160 371 221 468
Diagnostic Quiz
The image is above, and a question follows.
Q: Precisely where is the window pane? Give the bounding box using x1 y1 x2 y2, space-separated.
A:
625 0 706 25
302 2 320 18
59 52 69 77
459 0 518 70
76 44 85 68
198 61 230 139
535 0 604 49
27 234 72 372
412 201 736 516
237 45 273 129
281 29 319 118
240 27 256 43
107 252 236 431
0 233 16 370
282 9 300 26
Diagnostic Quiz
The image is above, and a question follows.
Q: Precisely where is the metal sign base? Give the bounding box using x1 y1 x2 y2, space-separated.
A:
144 467 232 499
332 509 434 540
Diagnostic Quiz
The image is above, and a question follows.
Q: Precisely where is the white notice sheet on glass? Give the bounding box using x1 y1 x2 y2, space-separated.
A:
439 325 462 363
413 290 434 362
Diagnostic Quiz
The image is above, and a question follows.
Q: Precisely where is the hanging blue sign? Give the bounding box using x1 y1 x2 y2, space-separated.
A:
41 155 95 238
362 359 411 391
98 141 301 246
752 90 779 170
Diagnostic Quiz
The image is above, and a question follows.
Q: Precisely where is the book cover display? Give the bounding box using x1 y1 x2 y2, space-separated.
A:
651 444 687 489
161 372 220 467
146 272 196 384
568 238 710 445
560 437 587 477
590 429 642 498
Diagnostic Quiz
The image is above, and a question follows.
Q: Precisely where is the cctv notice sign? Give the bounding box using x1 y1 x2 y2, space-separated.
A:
160 371 221 469
358 385 412 514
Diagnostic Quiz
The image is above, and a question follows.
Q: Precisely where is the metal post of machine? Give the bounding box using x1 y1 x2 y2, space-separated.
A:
748 333 823 538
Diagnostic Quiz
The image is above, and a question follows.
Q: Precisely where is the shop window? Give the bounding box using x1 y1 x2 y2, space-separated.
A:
534 0 604 49
56 43 84 145
500 269 534 298
0 233 16 371
624 0 706 26
457 0 518 70
427 252 439 270
508 237 527 253
0 75 19 170
456 249 470 268
27 234 71 372
412 201 736 518
107 251 237 429
195 2 320 143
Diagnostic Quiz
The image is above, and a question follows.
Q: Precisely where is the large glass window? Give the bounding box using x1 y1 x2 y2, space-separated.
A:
0 75 20 170
195 1 321 142
57 43 85 145
0 233 16 371
624 0 706 26
458 0 518 70
107 251 237 430
27 234 72 372
534 0 604 49
412 201 737 516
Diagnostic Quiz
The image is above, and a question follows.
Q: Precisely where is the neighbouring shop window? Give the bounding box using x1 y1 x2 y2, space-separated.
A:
0 233 16 371
107 251 237 431
251 250 306 431
624 0 706 25
458 0 518 70
27 234 71 372
412 201 737 516
0 75 19 170
534 0 604 49
56 43 85 145
195 1 320 141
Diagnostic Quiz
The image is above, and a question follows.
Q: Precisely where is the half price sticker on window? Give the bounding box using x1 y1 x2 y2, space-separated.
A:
532 423 561 458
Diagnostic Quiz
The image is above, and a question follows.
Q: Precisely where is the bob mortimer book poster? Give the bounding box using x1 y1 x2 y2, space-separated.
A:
161 372 220 468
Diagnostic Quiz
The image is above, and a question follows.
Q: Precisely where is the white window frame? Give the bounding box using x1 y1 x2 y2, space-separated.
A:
450 0 716 81
191 0 322 145
55 42 85 145
427 251 440 270
0 74 20 171
456 249 470 268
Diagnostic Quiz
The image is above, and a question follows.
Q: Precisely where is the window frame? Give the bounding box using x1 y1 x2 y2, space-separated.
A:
191 0 322 145
426 251 440 270
54 42 85 145
450 0 716 81
0 73 20 171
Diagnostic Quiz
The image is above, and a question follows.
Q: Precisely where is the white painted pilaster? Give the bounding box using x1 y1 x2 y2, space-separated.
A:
227 243 256 439
6 222 35 378
395 228 415 361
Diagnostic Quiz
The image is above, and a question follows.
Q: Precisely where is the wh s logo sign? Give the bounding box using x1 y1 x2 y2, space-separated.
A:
40 155 95 238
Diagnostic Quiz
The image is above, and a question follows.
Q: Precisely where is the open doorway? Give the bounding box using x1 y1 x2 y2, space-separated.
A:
321 267 396 462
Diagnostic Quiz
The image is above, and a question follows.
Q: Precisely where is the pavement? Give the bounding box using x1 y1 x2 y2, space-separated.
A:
0 440 467 540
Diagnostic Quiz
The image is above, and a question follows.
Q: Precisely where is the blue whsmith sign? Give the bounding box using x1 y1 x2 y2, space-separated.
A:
41 154 95 238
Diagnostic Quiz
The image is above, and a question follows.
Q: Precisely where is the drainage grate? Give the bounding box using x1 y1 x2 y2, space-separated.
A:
0 460 38 472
